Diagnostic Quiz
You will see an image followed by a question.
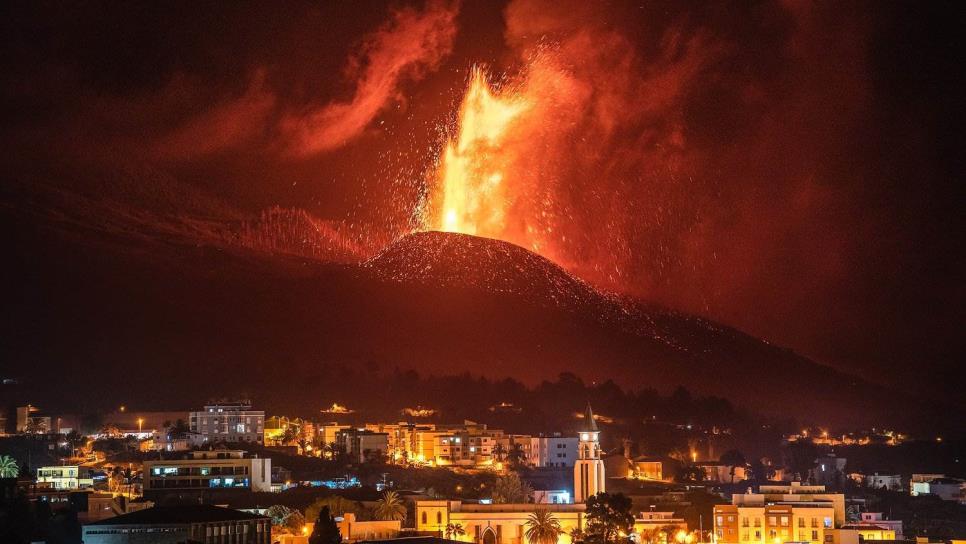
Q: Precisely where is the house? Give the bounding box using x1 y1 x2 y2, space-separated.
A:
36 465 94 490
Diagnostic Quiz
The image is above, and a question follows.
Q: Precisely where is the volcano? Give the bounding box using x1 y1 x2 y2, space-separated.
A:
1 190 952 430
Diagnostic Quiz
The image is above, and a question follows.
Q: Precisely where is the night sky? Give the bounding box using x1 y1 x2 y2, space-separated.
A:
1 1 962 399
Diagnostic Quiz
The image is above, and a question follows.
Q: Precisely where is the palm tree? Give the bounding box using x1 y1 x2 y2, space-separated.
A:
568 527 584 544
374 490 407 521
526 509 563 544
445 523 466 539
0 455 19 478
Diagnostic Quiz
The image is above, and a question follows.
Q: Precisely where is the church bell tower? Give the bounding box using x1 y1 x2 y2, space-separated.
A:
574 403 605 503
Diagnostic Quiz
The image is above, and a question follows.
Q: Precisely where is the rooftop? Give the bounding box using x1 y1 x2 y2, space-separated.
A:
85 505 267 526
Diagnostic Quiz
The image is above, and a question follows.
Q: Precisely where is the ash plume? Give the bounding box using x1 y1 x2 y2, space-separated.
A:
280 0 459 155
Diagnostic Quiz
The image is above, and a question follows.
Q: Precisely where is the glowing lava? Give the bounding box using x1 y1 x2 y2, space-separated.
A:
431 67 531 237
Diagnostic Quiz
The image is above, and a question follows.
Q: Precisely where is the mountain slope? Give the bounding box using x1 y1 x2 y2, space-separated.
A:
1 190 951 430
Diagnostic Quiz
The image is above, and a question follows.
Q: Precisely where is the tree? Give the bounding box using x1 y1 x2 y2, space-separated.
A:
281 426 300 445
493 472 533 503
719 450 746 484
374 490 407 521
679 464 703 482
525 509 563 544
285 511 306 534
167 419 190 439
100 423 121 438
569 527 585 544
446 523 467 539
658 525 681 544
0 455 19 477
585 493 635 543
310 505 343 544
266 505 295 527
783 442 819 481
506 443 528 468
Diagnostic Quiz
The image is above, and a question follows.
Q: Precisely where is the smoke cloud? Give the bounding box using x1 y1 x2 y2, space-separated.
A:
281 1 459 155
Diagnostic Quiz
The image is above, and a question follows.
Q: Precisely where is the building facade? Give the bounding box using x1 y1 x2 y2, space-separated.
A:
143 450 271 497
36 465 94 490
714 504 836 544
715 483 846 544
189 402 264 444
529 435 578 468
337 429 390 463
417 500 587 544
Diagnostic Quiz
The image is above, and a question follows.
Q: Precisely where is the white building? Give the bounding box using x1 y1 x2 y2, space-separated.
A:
909 476 966 503
189 402 264 444
529 434 578 467
36 465 94 490
532 489 572 504
859 512 903 539
863 473 903 491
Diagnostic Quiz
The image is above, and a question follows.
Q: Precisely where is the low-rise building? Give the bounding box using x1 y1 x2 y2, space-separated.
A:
856 512 903 539
827 514 901 544
697 462 747 483
633 458 665 481
36 465 94 490
142 450 271 498
336 512 402 542
862 473 903 491
533 489 572 504
81 504 270 544
144 430 207 452
910 474 965 503
634 511 688 541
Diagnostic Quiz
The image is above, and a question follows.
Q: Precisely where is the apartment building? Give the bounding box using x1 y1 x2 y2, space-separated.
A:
143 450 271 497
714 503 835 544
529 434 578 467
189 402 264 444
715 483 844 544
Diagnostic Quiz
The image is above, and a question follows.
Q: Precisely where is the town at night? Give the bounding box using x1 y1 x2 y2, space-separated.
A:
0 1 962 544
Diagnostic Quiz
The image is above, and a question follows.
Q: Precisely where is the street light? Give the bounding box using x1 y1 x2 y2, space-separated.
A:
137 418 144 434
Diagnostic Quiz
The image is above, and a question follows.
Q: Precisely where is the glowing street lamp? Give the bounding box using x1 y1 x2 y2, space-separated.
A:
137 418 144 433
